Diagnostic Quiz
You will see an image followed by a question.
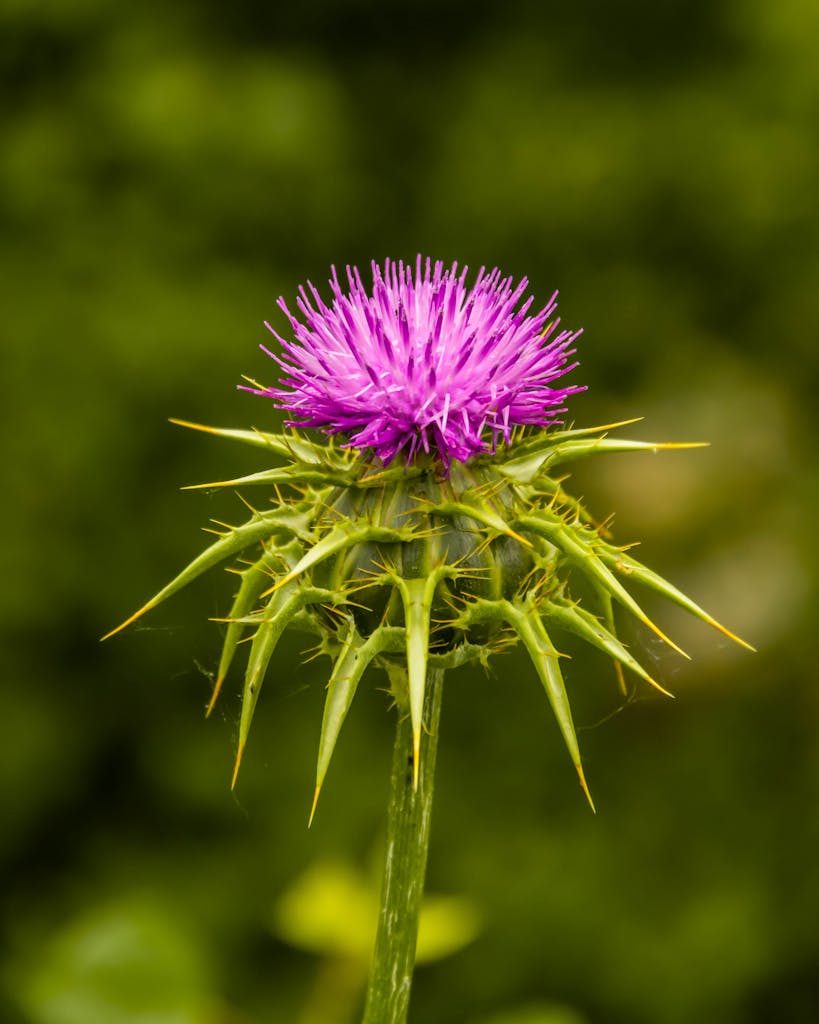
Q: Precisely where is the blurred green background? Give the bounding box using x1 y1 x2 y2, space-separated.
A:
2 1 818 1021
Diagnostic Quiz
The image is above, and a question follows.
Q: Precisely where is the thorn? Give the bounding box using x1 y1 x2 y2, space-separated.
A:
100 601 155 641
357 468 394 485
308 785 321 828
644 674 675 699
654 441 710 450
231 742 245 790
640 615 690 660
260 573 294 598
588 416 644 432
237 492 259 515
169 417 222 435
505 526 533 548
205 675 225 717
209 519 236 531
708 619 757 652
576 763 596 813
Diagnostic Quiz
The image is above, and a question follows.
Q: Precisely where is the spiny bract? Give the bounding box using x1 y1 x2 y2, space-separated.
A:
104 258 751 814
104 421 753 815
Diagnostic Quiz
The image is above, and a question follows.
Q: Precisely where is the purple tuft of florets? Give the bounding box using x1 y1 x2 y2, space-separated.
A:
245 256 586 467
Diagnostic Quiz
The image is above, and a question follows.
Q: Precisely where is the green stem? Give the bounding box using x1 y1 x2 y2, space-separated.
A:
362 667 444 1024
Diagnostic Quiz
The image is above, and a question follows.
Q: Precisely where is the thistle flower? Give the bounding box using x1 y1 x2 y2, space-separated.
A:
245 257 585 467
105 257 751 815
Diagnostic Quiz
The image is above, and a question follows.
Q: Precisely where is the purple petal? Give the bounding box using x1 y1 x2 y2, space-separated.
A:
253 257 586 468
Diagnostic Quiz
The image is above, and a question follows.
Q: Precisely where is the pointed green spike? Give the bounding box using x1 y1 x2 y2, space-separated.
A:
264 520 414 597
598 548 755 651
311 622 393 825
528 476 599 528
425 499 532 547
516 516 688 659
498 434 706 484
102 510 300 640
169 418 331 464
207 541 301 716
394 572 449 790
231 583 308 788
509 418 645 455
396 578 431 790
546 437 708 470
495 450 558 485
544 600 673 698
182 464 352 491
532 419 651 444
354 462 426 487
506 602 595 812
591 584 628 695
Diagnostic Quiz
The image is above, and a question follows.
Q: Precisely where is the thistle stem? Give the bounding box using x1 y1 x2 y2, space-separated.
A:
362 667 444 1024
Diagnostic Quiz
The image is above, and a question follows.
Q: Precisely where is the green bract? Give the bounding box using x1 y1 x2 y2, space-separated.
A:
105 418 751 814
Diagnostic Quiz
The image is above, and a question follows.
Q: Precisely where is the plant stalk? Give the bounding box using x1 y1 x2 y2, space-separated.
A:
362 667 445 1024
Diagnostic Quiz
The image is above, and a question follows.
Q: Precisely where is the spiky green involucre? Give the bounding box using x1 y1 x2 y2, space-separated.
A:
105 417 751 814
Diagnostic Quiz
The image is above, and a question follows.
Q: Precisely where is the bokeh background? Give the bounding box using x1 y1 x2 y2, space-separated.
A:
3 1 818 1022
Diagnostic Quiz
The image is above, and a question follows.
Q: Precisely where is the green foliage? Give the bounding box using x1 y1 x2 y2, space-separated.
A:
13 899 214 1024
272 857 480 962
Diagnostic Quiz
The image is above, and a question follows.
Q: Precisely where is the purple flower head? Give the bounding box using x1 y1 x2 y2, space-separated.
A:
246 256 586 468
